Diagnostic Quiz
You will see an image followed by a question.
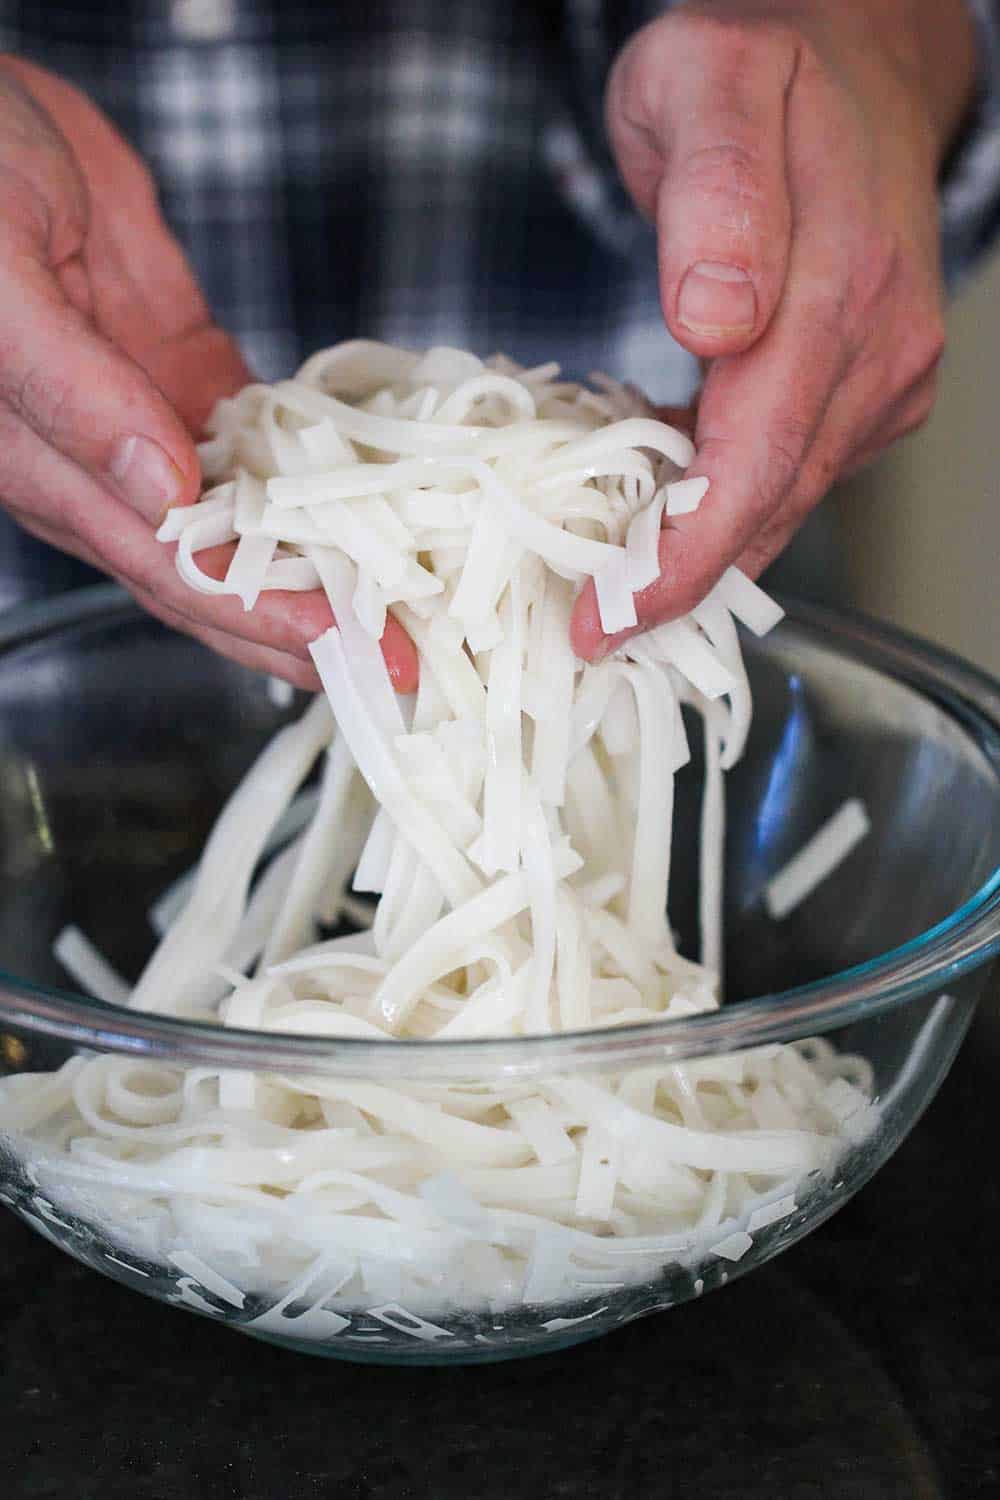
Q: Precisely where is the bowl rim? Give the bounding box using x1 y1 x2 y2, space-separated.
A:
0 583 998 1081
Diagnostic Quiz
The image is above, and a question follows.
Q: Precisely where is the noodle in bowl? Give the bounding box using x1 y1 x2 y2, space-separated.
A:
0 344 994 1363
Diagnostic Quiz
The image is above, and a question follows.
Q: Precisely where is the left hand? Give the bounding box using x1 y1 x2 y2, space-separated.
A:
571 0 977 658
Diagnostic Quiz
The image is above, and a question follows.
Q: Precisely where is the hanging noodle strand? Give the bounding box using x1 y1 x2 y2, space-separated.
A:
0 343 876 1321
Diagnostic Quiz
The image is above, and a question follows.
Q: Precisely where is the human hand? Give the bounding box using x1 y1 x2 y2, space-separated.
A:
0 57 418 692
571 0 977 659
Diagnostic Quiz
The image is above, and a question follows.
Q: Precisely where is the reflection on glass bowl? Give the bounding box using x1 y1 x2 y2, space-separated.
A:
0 587 998 1364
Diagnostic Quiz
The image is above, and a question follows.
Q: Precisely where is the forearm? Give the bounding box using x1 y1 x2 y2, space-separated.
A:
681 0 979 163
893 0 978 162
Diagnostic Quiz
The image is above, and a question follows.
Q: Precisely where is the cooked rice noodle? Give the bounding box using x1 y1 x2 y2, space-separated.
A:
0 344 875 1323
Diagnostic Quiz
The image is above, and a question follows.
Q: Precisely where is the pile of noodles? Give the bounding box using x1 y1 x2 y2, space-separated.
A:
0 344 876 1317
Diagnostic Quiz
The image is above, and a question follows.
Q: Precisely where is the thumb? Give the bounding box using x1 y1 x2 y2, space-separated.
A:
607 15 796 356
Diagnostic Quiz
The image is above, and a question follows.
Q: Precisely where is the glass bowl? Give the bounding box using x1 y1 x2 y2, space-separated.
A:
0 586 997 1365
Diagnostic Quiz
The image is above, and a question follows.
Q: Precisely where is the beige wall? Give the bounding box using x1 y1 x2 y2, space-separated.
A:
836 252 1000 676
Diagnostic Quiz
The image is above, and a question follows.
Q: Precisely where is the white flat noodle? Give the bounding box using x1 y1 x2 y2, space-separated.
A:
263 735 357 965
618 663 675 950
372 844 581 1032
529 576 576 806
600 680 638 757
465 614 504 655
624 491 666 592
537 417 694 475
309 549 402 736
53 926 131 1007
448 501 512 629
594 550 638 635
575 1129 620 1222
148 786 319 938
196 433 232 479
308 501 409 589
309 628 479 910
225 532 278 612
411 346 484 388
506 1098 576 1165
298 420 355 465
765 799 871 920
233 470 268 534
353 808 396 894
691 599 752 770
175 509 238 595
435 374 536 425
356 495 417 554
698 698 726 977
481 587 523 875
711 566 785 637
520 789 557 1033
156 487 235 542
352 571 388 640
555 889 591 1030
129 694 332 1015
435 971 525 1038
637 619 737 701
665 477 709 516
569 663 615 759
267 675 295 709
6 340 876 1328
261 557 322 592
266 460 430 509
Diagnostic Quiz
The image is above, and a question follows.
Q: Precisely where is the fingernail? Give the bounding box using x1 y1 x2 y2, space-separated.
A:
678 262 756 337
109 435 185 524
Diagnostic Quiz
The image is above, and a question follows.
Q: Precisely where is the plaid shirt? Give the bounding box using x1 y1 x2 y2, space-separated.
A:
2 0 999 398
0 0 997 603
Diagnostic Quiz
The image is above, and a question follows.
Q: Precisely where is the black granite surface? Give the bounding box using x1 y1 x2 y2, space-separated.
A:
2 998 998 1500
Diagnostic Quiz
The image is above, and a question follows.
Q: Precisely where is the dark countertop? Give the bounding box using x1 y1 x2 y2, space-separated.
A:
2 998 998 1500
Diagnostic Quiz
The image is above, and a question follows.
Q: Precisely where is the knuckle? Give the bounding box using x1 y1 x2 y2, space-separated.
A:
680 140 768 207
870 311 945 399
660 10 798 68
766 417 813 490
0 361 74 447
844 229 903 331
900 321 946 387
2 360 78 447
624 10 797 132
896 386 937 440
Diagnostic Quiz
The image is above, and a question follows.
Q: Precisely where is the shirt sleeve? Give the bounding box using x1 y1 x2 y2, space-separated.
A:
940 0 1000 282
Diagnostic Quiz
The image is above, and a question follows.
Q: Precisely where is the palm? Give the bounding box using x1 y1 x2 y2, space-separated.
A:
14 59 250 432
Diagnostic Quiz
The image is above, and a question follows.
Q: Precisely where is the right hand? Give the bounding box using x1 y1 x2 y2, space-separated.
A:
0 58 418 692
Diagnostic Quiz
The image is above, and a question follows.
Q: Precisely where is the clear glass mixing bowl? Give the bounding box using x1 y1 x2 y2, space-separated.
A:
0 586 997 1364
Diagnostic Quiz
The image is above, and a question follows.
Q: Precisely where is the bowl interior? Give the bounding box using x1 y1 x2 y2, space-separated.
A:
0 591 997 1023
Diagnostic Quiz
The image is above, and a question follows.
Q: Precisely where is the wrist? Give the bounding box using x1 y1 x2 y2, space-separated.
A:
820 0 979 164
900 0 979 163
675 1 980 165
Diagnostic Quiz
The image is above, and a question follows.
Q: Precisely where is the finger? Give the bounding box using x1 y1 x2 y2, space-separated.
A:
571 249 852 660
653 402 697 438
837 372 939 479
126 580 323 691
0 211 200 526
0 408 419 692
0 60 248 504
7 504 322 690
731 363 940 579
608 15 796 356
173 541 419 693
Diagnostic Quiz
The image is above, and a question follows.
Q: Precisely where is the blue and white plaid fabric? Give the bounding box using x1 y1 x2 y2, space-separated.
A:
2 0 998 401
0 0 994 611
0 0 993 612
